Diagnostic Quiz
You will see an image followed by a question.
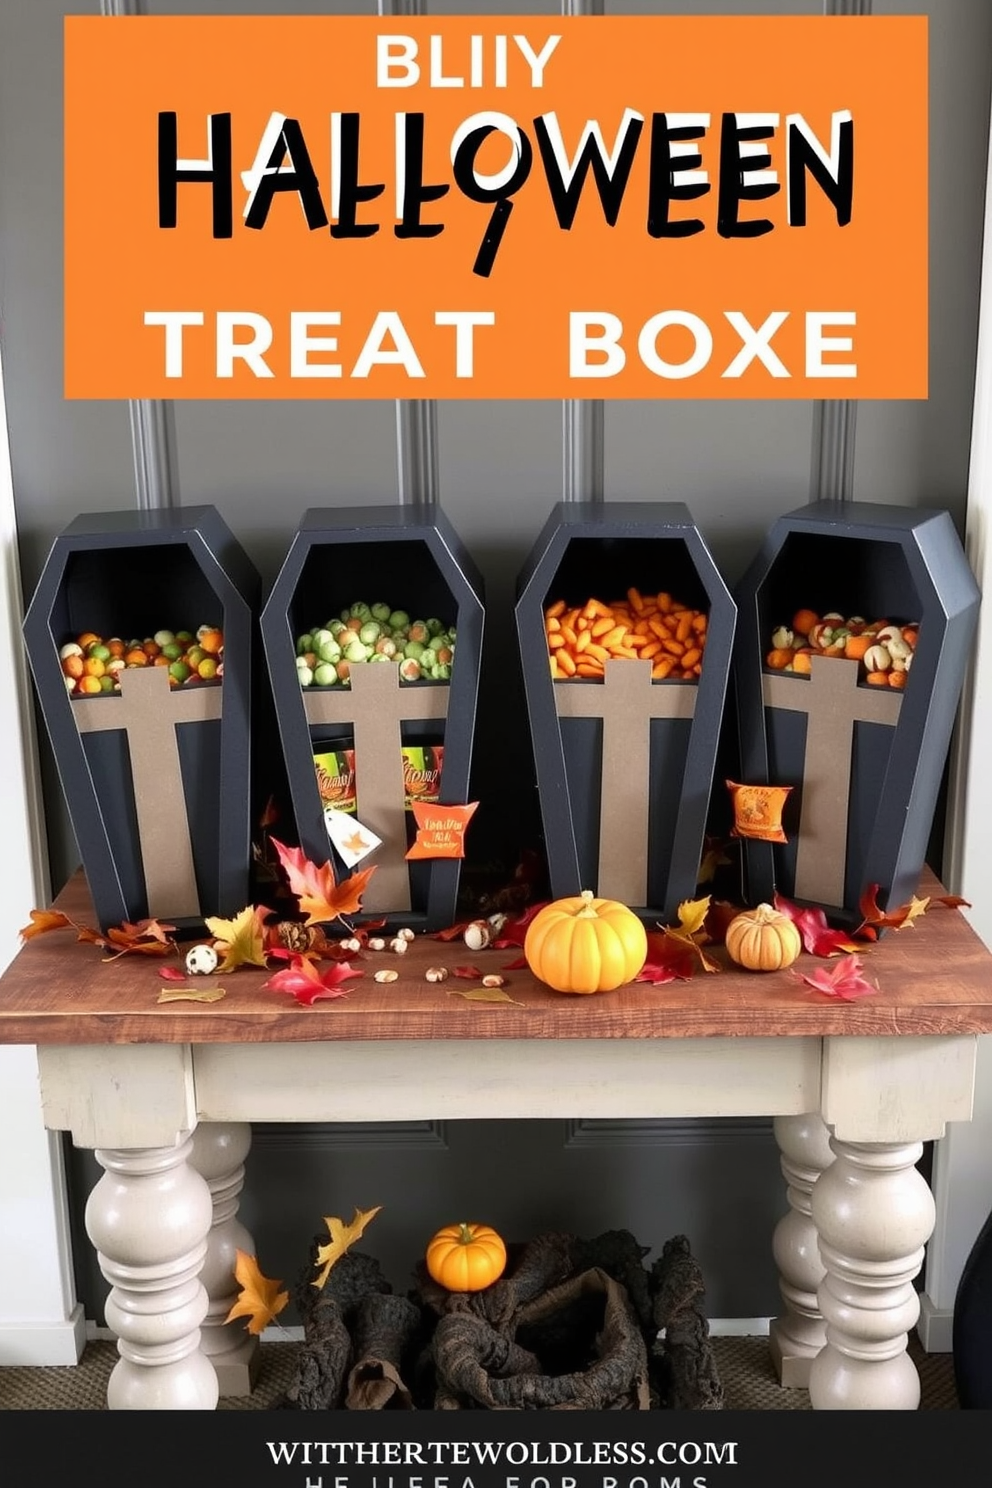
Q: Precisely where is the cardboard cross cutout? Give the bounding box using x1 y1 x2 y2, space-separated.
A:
72 665 222 918
304 663 448 911
763 654 902 907
555 657 696 906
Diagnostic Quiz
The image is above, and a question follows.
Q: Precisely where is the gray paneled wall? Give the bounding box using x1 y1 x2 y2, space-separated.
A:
2 0 989 1326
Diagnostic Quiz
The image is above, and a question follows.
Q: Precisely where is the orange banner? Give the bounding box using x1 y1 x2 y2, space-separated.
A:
64 15 927 400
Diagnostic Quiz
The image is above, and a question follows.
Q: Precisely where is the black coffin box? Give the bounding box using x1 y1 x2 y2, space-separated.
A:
514 502 736 923
260 506 484 931
733 499 980 920
22 507 260 932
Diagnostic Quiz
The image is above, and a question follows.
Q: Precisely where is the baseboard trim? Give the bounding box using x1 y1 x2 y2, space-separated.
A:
706 1317 772 1337
0 1304 86 1366
916 1293 954 1354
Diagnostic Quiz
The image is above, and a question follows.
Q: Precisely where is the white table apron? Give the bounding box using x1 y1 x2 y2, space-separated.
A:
35 1033 979 1412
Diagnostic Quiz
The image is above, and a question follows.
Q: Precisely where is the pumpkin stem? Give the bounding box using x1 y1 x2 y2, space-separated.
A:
457 1222 474 1245
576 888 599 919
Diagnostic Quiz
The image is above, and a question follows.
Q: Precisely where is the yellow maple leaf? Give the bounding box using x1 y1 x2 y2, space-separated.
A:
225 1250 289 1336
896 895 931 928
204 904 273 972
675 894 711 941
312 1205 383 1291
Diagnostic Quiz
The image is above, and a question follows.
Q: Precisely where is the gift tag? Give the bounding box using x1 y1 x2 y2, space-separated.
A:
324 806 382 866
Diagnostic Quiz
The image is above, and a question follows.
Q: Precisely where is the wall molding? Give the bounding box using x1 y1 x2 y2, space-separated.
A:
564 1117 775 1149
251 1120 449 1152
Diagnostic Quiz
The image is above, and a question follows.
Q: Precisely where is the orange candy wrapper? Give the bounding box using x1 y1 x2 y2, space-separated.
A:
726 780 793 844
405 802 478 860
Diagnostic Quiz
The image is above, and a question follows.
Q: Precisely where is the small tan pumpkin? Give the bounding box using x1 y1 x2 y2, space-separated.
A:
524 889 648 994
725 903 802 972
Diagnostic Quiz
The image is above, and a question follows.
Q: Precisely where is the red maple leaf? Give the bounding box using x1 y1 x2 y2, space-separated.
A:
271 837 376 926
855 882 969 940
635 930 699 983
158 965 188 982
453 965 484 979
793 953 878 1001
261 955 363 1006
432 921 472 942
492 901 550 949
772 892 862 957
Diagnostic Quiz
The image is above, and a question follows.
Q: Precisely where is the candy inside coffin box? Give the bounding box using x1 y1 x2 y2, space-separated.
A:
260 506 484 929
21 507 261 932
514 502 736 924
733 499 981 922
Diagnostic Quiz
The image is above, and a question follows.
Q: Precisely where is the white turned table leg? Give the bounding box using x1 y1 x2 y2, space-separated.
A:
85 1137 219 1410
769 1112 835 1387
188 1121 260 1396
809 1135 936 1410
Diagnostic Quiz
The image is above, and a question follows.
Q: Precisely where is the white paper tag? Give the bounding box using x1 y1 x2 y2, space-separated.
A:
323 806 382 867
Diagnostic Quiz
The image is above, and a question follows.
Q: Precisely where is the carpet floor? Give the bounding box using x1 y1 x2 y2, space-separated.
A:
0 1334 959 1411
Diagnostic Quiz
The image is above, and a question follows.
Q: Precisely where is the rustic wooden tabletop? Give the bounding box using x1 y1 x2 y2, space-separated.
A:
2 868 992 1046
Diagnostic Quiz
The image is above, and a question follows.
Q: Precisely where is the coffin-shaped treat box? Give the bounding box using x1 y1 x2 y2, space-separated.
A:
733 499 980 921
260 506 484 931
22 506 260 931
514 502 736 924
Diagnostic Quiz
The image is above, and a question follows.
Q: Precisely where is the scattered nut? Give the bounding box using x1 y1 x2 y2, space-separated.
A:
390 937 409 955
374 969 399 983
340 937 361 954
368 937 386 951
425 966 449 983
397 927 416 942
463 919 492 951
185 944 219 977
481 974 505 989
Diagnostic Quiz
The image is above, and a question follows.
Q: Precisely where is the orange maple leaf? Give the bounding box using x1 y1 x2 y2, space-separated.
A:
225 1251 289 1336
19 909 72 940
271 837 376 926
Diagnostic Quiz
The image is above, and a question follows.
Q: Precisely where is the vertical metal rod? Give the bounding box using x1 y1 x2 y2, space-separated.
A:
379 0 438 508
561 0 605 504
101 0 180 510
809 0 871 502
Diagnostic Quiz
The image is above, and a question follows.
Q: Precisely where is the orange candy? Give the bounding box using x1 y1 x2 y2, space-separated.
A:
791 609 819 638
199 629 224 656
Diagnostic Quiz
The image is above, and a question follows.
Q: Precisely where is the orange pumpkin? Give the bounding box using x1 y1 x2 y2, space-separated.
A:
725 904 802 972
524 889 648 994
425 1222 507 1292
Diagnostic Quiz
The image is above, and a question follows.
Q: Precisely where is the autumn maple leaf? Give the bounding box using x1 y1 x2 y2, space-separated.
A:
313 1206 383 1290
636 930 698 984
261 956 363 1006
773 892 862 957
854 883 969 940
18 909 72 940
649 896 721 974
225 1251 289 1336
204 904 274 972
271 837 376 925
491 901 550 950
101 919 179 959
794 953 878 1002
